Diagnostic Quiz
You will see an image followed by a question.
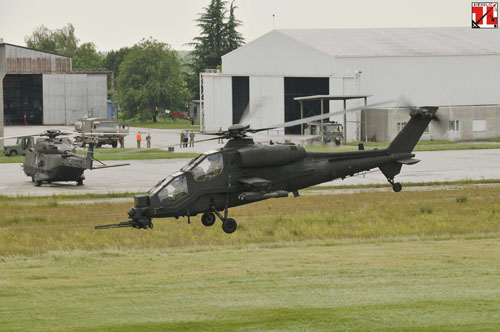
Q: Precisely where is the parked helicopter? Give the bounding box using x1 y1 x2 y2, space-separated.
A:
96 104 440 234
0 130 128 186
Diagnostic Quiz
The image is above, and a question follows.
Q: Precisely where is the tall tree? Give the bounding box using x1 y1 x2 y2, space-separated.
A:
117 39 191 120
223 1 244 54
188 0 244 97
25 23 79 56
104 47 131 78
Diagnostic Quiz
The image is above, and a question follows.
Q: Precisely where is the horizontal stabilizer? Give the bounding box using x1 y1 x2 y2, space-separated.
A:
396 158 420 165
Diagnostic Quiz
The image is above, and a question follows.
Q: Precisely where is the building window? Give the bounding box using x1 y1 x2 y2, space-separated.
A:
472 120 486 132
449 120 460 132
397 122 407 133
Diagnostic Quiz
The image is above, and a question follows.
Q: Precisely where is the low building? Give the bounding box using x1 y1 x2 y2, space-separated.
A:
1 40 107 148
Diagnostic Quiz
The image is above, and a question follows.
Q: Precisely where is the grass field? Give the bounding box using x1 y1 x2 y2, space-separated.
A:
0 148 199 163
1 186 499 331
306 140 500 153
122 117 200 130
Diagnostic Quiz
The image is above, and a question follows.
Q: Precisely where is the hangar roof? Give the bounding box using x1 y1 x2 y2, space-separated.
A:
261 27 500 58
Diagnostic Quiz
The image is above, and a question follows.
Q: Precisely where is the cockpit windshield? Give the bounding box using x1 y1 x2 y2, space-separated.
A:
156 174 188 203
191 153 224 181
181 151 224 181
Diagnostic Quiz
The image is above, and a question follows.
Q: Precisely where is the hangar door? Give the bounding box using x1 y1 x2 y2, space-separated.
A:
3 74 43 125
284 77 329 134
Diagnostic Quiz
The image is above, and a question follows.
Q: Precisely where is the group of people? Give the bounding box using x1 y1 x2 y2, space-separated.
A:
133 130 198 149
180 131 195 148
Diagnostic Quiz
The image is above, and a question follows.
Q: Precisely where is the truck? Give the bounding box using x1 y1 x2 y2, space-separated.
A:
74 118 129 148
304 121 344 145
3 136 35 156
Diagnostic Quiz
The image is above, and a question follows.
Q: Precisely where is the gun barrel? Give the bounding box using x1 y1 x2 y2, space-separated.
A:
95 221 135 229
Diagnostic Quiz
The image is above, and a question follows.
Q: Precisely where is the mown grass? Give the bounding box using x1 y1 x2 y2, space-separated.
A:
1 186 500 331
306 140 500 152
0 240 499 331
79 148 199 161
307 178 500 190
0 149 198 163
121 117 200 130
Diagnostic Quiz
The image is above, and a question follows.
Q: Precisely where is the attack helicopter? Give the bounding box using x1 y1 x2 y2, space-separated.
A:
96 104 440 234
0 130 128 186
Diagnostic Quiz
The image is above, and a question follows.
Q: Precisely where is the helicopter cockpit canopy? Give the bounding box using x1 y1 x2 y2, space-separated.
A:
148 151 225 204
181 151 224 181
149 172 188 203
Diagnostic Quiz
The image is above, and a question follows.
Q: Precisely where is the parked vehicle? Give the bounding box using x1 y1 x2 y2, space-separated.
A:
74 118 129 148
3 136 35 156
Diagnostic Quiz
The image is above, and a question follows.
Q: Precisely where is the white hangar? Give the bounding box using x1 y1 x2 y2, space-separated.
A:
200 27 500 141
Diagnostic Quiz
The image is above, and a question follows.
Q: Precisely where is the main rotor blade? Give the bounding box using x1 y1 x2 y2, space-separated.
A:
249 100 395 133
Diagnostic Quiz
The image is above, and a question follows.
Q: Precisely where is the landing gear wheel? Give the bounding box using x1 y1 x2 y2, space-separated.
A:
35 181 42 187
222 218 237 234
392 182 402 192
112 141 118 148
76 179 84 186
201 212 216 226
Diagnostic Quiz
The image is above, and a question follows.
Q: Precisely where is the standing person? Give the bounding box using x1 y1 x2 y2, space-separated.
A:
180 131 185 148
136 131 142 149
119 135 125 148
189 131 195 147
146 133 151 148
184 131 189 148
218 127 224 144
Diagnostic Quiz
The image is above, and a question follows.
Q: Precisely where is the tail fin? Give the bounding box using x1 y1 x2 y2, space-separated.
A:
388 107 438 153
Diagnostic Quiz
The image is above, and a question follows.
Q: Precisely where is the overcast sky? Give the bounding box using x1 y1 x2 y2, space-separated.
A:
0 0 476 52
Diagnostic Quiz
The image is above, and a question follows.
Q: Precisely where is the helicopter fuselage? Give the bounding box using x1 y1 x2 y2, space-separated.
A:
97 106 436 233
126 142 413 228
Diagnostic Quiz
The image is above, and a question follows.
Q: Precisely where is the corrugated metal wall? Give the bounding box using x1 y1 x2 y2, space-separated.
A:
43 73 107 125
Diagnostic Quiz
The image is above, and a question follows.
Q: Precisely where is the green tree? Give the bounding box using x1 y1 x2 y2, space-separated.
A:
223 1 244 54
117 39 191 120
104 47 131 77
188 0 244 97
25 23 79 56
72 42 104 70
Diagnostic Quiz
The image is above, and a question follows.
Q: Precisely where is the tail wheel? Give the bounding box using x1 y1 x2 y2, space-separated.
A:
392 183 402 192
201 212 216 226
222 218 237 234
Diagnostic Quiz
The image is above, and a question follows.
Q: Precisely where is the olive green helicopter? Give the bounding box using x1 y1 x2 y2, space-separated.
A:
0 130 128 186
96 104 441 234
